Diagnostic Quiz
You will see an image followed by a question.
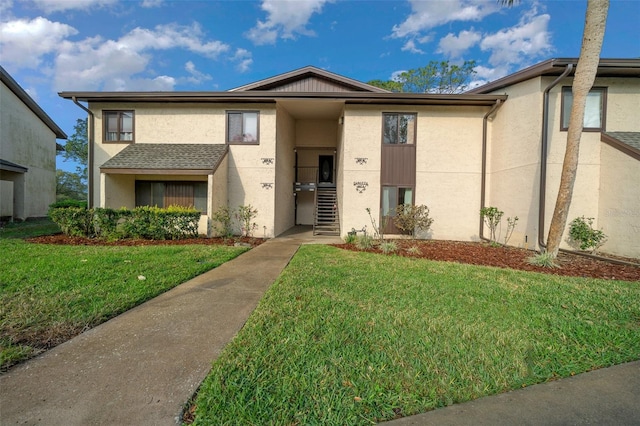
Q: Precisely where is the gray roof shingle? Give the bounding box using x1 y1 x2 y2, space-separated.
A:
602 132 640 161
100 144 228 171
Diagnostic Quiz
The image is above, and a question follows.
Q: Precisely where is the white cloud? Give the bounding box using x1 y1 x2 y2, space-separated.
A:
183 61 212 84
392 0 499 38
232 48 253 73
480 10 552 67
401 39 424 54
52 23 230 90
141 0 163 7
437 30 482 59
0 17 78 68
246 0 331 45
0 0 13 16
30 0 117 13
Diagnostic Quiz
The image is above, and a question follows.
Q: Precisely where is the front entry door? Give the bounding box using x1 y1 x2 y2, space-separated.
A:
318 155 333 184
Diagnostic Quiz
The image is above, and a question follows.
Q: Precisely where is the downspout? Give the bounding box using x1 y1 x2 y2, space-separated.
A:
538 64 573 249
71 97 95 208
479 99 504 242
537 66 638 266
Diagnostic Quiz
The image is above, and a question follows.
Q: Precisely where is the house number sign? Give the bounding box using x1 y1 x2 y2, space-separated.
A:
353 181 368 193
261 183 273 189
355 157 368 165
261 158 274 165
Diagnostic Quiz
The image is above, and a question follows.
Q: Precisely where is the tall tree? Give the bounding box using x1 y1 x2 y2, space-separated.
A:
546 0 609 258
368 60 477 94
60 118 88 180
56 170 87 201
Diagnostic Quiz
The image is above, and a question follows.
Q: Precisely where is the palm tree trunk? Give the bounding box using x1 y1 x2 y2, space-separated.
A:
546 0 609 258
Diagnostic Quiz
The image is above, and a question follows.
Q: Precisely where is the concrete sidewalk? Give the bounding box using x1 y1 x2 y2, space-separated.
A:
0 234 319 425
385 360 640 425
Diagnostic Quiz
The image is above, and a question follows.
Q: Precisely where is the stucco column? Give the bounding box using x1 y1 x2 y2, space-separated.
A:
13 173 26 220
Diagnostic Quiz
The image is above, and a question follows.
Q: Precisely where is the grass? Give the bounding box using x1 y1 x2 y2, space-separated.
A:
0 221 249 369
190 245 640 425
0 218 61 239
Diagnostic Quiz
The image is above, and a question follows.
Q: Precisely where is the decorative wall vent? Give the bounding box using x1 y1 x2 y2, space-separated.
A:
355 157 368 165
353 181 368 193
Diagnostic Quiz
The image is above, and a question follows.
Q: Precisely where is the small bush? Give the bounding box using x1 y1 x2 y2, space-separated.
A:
235 205 258 237
406 245 421 255
393 204 434 238
212 206 234 238
355 234 375 250
568 216 607 253
480 206 503 244
343 233 357 244
527 252 559 268
93 207 123 240
49 199 87 210
48 207 94 237
380 241 398 254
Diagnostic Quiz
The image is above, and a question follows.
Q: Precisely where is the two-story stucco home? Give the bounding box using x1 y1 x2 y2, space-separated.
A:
1 66 67 220
59 58 640 258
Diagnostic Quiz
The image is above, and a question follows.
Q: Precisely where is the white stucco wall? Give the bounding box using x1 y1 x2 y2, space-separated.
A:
1 81 58 218
598 144 640 258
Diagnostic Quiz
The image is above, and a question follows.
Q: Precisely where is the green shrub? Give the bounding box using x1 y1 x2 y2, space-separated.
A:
48 207 94 237
527 252 560 268
235 205 258 237
343 233 357 244
380 241 398 254
568 216 607 253
93 208 123 240
355 234 375 250
49 199 87 210
393 204 434 238
212 206 234 238
480 206 503 244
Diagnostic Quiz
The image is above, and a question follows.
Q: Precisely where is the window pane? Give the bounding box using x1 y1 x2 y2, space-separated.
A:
194 182 208 213
152 182 164 207
382 186 397 216
562 89 573 129
399 187 413 205
105 112 118 141
228 113 243 142
398 114 416 144
135 181 151 207
121 112 133 141
383 114 398 144
584 91 602 128
243 112 258 142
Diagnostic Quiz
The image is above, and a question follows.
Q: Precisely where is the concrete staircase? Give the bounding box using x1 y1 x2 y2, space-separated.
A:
313 188 340 236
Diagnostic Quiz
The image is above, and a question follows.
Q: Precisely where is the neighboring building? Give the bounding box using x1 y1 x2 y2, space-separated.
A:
1 66 67 220
59 59 640 258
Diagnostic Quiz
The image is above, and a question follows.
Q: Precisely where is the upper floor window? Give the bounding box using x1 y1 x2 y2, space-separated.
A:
104 111 134 142
561 87 607 131
227 111 259 144
383 113 416 144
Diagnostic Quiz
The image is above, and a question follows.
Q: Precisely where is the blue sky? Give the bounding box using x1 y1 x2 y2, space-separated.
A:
1 0 638 172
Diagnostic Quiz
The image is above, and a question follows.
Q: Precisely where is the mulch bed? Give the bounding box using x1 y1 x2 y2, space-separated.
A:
25 235 639 282
333 240 640 282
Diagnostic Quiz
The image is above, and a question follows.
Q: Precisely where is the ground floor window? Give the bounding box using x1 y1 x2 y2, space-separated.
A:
135 181 207 213
382 186 413 217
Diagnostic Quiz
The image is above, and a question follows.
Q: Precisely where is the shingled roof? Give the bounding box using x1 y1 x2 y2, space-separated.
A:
100 144 228 174
601 132 640 161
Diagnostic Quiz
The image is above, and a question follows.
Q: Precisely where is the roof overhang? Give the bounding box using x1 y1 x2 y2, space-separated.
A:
469 58 640 94
601 132 640 161
59 90 507 107
0 159 28 173
1 66 68 139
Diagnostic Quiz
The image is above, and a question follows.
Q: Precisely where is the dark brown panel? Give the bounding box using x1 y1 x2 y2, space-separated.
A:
381 144 416 186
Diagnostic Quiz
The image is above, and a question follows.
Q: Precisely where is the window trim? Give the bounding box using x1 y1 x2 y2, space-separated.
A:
381 112 417 145
103 110 135 143
560 86 607 132
226 110 260 145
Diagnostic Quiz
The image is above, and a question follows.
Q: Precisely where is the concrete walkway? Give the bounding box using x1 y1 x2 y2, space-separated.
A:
0 228 340 425
2 228 639 425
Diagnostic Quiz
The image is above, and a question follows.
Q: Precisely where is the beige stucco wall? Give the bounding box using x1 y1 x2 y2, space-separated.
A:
340 105 489 241
0 81 58 218
209 154 228 236
274 104 295 235
486 77 543 249
90 102 277 237
598 144 640 258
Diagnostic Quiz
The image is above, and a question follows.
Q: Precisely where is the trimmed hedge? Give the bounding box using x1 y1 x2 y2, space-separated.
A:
48 205 200 240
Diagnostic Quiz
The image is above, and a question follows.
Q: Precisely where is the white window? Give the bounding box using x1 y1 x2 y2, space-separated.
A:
227 111 259 143
561 87 606 131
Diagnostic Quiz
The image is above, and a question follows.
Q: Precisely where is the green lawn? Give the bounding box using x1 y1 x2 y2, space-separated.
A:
191 245 640 425
0 222 249 369
0 218 61 239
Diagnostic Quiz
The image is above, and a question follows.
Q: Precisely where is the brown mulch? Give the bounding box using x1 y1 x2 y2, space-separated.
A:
25 234 639 282
26 234 265 248
333 240 640 282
